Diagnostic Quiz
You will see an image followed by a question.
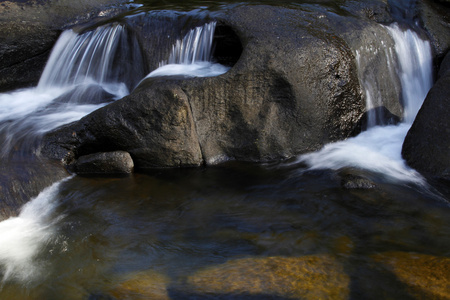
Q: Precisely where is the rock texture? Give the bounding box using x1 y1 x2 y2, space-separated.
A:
43 3 407 170
178 255 350 299
372 251 450 299
74 151 134 175
419 0 450 59
402 51 450 180
43 81 203 168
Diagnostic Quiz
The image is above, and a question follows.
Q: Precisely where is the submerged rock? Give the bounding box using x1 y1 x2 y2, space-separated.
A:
372 251 450 299
107 270 170 300
402 52 450 180
177 255 350 299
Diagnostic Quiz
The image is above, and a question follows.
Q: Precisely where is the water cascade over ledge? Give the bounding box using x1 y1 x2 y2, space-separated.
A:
143 22 230 79
0 24 145 158
296 23 433 184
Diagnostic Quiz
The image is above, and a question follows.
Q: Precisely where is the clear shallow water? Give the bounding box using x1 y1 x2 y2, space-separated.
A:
0 163 449 299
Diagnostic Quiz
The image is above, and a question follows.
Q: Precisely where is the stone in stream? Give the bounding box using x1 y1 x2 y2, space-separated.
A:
43 3 406 170
173 255 350 299
73 151 134 175
372 251 450 299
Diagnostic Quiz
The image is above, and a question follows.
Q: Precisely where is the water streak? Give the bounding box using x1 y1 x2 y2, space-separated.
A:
0 178 69 284
143 22 229 80
0 24 144 157
165 22 217 65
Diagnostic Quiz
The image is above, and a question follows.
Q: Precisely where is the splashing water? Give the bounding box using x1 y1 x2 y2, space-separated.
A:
143 22 229 80
0 178 69 284
297 24 433 183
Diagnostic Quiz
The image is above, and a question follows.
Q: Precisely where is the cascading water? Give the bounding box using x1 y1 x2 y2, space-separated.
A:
0 23 145 157
296 23 433 184
0 178 70 284
143 22 230 79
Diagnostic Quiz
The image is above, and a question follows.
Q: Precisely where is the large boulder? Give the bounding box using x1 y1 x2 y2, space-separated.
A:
0 0 126 92
43 80 203 168
43 4 406 169
402 51 450 180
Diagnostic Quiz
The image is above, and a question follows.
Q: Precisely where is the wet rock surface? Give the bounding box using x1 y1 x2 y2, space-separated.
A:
42 3 409 169
372 251 450 299
402 51 450 181
74 151 134 175
178 255 350 299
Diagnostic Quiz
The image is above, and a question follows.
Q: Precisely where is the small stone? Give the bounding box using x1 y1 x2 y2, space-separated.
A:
75 151 134 175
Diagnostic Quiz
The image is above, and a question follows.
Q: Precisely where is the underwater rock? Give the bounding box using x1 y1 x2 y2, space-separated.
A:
176 255 350 299
107 270 170 300
372 251 450 299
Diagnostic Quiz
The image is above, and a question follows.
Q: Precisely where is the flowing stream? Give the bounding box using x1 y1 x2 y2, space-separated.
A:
0 3 449 299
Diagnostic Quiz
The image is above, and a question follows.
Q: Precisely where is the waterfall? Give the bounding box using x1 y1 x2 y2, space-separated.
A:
354 40 400 128
39 24 145 92
165 22 216 65
0 23 145 157
296 24 433 183
143 22 229 79
386 24 433 124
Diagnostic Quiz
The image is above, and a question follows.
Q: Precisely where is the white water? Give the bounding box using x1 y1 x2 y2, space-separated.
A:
143 22 229 80
297 24 433 183
0 178 69 284
0 24 139 157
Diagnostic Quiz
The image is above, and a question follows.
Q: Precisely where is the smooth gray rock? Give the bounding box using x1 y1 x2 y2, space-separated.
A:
74 151 134 175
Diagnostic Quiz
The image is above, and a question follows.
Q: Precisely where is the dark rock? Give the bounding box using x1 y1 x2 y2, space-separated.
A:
341 174 377 189
74 151 134 175
402 53 450 180
43 80 203 169
418 0 450 59
438 50 450 78
0 159 68 220
43 4 409 168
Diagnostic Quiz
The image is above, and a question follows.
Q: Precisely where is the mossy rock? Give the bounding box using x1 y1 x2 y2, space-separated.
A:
182 255 350 299
372 251 450 299
108 270 170 300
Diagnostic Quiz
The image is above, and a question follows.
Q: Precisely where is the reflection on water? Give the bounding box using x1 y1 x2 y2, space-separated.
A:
0 162 449 299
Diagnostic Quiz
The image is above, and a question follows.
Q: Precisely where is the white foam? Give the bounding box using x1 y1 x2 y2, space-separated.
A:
296 24 433 184
297 124 425 184
0 178 69 283
145 62 229 79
